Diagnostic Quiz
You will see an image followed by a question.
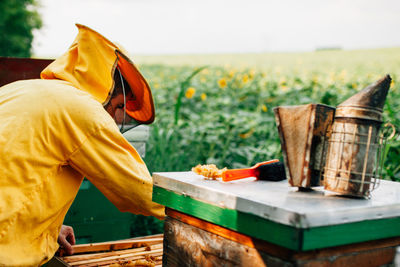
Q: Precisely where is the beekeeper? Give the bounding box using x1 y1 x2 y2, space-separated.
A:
0 24 165 266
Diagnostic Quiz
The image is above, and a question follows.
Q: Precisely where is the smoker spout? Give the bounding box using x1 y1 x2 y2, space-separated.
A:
338 74 391 112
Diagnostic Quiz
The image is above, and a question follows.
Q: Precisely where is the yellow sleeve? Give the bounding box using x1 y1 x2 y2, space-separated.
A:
68 121 165 220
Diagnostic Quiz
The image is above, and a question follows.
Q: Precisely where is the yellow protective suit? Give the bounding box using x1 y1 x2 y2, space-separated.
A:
0 24 164 266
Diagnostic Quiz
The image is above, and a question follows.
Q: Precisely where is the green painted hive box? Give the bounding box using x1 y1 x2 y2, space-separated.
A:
152 172 400 251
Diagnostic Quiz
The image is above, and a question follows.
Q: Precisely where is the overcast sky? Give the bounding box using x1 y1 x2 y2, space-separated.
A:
33 0 400 57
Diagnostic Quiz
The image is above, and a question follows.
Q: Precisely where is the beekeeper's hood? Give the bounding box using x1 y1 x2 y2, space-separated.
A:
41 24 155 124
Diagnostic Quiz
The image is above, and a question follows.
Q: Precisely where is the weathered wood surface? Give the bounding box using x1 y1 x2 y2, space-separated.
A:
71 235 163 254
163 216 274 267
47 234 163 267
163 209 399 267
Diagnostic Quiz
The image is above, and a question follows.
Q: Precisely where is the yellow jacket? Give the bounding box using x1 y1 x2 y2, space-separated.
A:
0 24 164 266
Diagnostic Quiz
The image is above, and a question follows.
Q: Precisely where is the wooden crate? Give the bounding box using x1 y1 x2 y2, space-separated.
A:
47 234 163 267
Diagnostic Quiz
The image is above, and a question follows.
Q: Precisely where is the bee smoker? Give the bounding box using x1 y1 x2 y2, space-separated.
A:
274 104 335 188
323 75 392 198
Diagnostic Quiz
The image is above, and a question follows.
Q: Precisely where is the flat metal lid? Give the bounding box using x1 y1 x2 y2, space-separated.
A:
153 171 400 228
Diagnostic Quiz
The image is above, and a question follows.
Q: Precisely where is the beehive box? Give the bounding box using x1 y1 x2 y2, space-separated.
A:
153 172 400 266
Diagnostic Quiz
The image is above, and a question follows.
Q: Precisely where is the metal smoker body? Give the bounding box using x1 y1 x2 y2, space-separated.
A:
324 75 392 197
274 104 335 188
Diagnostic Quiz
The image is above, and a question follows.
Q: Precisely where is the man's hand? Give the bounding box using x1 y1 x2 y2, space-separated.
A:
58 225 76 255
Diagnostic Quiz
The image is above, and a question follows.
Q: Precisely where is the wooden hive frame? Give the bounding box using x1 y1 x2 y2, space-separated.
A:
47 234 164 267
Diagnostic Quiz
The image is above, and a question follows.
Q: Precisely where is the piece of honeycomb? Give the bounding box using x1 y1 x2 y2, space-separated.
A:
191 164 227 180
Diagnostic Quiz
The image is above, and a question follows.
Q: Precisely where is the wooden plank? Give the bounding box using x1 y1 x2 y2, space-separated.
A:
62 244 162 262
71 237 163 254
72 256 162 267
166 208 276 250
163 217 271 267
69 249 162 266
154 186 400 251
87 256 162 267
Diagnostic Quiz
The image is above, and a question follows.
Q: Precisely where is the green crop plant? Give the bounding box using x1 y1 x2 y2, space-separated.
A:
139 48 400 182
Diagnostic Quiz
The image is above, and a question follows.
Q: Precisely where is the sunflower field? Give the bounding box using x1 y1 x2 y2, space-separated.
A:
138 48 400 182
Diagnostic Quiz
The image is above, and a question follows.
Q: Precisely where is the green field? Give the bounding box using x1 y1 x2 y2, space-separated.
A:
135 47 400 74
135 47 400 182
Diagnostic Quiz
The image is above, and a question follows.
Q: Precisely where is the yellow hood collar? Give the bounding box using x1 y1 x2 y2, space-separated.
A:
41 24 155 124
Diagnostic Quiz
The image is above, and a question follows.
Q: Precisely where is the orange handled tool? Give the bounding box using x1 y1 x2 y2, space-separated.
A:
222 159 286 182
